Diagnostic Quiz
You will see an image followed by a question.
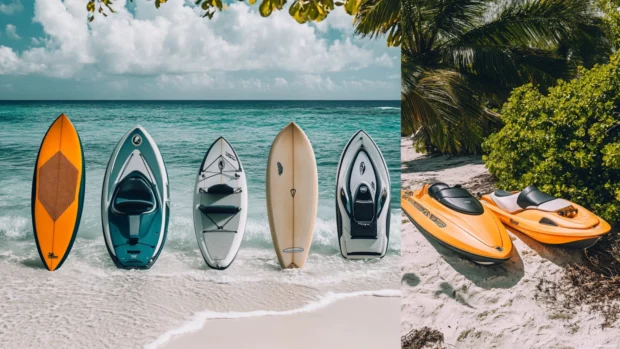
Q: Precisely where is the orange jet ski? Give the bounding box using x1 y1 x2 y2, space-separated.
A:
401 183 513 265
480 186 611 249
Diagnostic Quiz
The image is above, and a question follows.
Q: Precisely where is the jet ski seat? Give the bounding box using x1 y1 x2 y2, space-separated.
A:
110 173 158 242
111 175 156 216
489 191 521 213
428 183 449 198
349 183 378 239
353 183 375 224
517 186 556 208
428 183 484 215
491 186 575 213
200 183 242 195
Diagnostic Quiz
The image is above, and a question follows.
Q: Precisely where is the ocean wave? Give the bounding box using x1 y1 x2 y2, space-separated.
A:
144 289 400 349
376 107 401 110
0 210 401 254
244 213 401 252
0 216 30 240
240 216 349 252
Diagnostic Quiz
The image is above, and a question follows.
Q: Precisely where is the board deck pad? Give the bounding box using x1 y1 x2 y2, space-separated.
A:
32 114 85 271
193 137 247 269
266 122 318 269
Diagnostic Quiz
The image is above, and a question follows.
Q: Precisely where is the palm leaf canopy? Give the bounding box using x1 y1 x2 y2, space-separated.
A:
357 0 611 154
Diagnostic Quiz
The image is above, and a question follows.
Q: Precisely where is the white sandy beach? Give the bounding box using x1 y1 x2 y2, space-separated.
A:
400 137 620 348
156 294 400 349
0 245 401 349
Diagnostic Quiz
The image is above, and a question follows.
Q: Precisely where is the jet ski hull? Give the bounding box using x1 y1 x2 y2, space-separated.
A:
101 126 170 269
480 194 611 248
401 185 513 265
404 210 508 265
335 130 391 259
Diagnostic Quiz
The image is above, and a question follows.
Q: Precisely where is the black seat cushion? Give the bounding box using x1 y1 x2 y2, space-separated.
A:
112 173 156 215
517 186 556 209
354 200 375 222
114 200 154 215
428 183 450 199
199 205 240 215
353 184 375 223
430 185 483 215
494 189 513 197
205 184 236 195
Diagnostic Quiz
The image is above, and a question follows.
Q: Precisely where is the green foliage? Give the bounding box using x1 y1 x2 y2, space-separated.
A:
289 0 334 23
87 0 115 21
400 0 611 155
86 0 357 23
483 54 620 223
599 0 620 44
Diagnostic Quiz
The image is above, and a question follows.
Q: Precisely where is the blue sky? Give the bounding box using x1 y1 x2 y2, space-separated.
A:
0 0 400 100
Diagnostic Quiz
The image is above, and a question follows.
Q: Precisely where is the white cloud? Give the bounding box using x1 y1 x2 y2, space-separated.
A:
295 74 337 91
274 77 288 87
5 24 21 40
135 73 397 94
0 46 20 74
156 74 218 89
107 79 129 90
30 37 43 46
342 79 392 90
0 0 386 79
154 73 270 91
375 53 395 67
314 7 355 33
0 0 23 15
287 74 397 92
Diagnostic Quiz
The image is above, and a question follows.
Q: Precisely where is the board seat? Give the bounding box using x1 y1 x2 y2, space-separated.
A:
199 183 241 195
199 204 241 215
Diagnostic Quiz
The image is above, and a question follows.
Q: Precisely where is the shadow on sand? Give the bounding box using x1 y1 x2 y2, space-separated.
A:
401 273 421 287
417 228 525 289
435 281 475 308
20 257 46 269
507 227 583 267
401 154 484 175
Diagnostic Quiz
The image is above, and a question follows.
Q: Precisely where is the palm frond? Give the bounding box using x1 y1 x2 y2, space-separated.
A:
421 0 486 51
445 44 570 90
402 66 487 153
453 0 594 49
557 19 612 68
354 0 401 45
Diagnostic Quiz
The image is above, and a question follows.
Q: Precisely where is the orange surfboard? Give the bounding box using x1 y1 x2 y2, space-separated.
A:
31 114 85 271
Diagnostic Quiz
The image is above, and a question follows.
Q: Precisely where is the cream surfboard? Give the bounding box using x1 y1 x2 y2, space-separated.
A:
266 122 318 269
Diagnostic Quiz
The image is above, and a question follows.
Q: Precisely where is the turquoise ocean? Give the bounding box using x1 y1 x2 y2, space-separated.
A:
0 101 400 348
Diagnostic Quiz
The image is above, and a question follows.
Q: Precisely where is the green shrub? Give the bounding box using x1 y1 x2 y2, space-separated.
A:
483 54 620 223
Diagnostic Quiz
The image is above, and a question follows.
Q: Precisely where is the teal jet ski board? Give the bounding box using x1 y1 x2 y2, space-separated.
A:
101 126 170 269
